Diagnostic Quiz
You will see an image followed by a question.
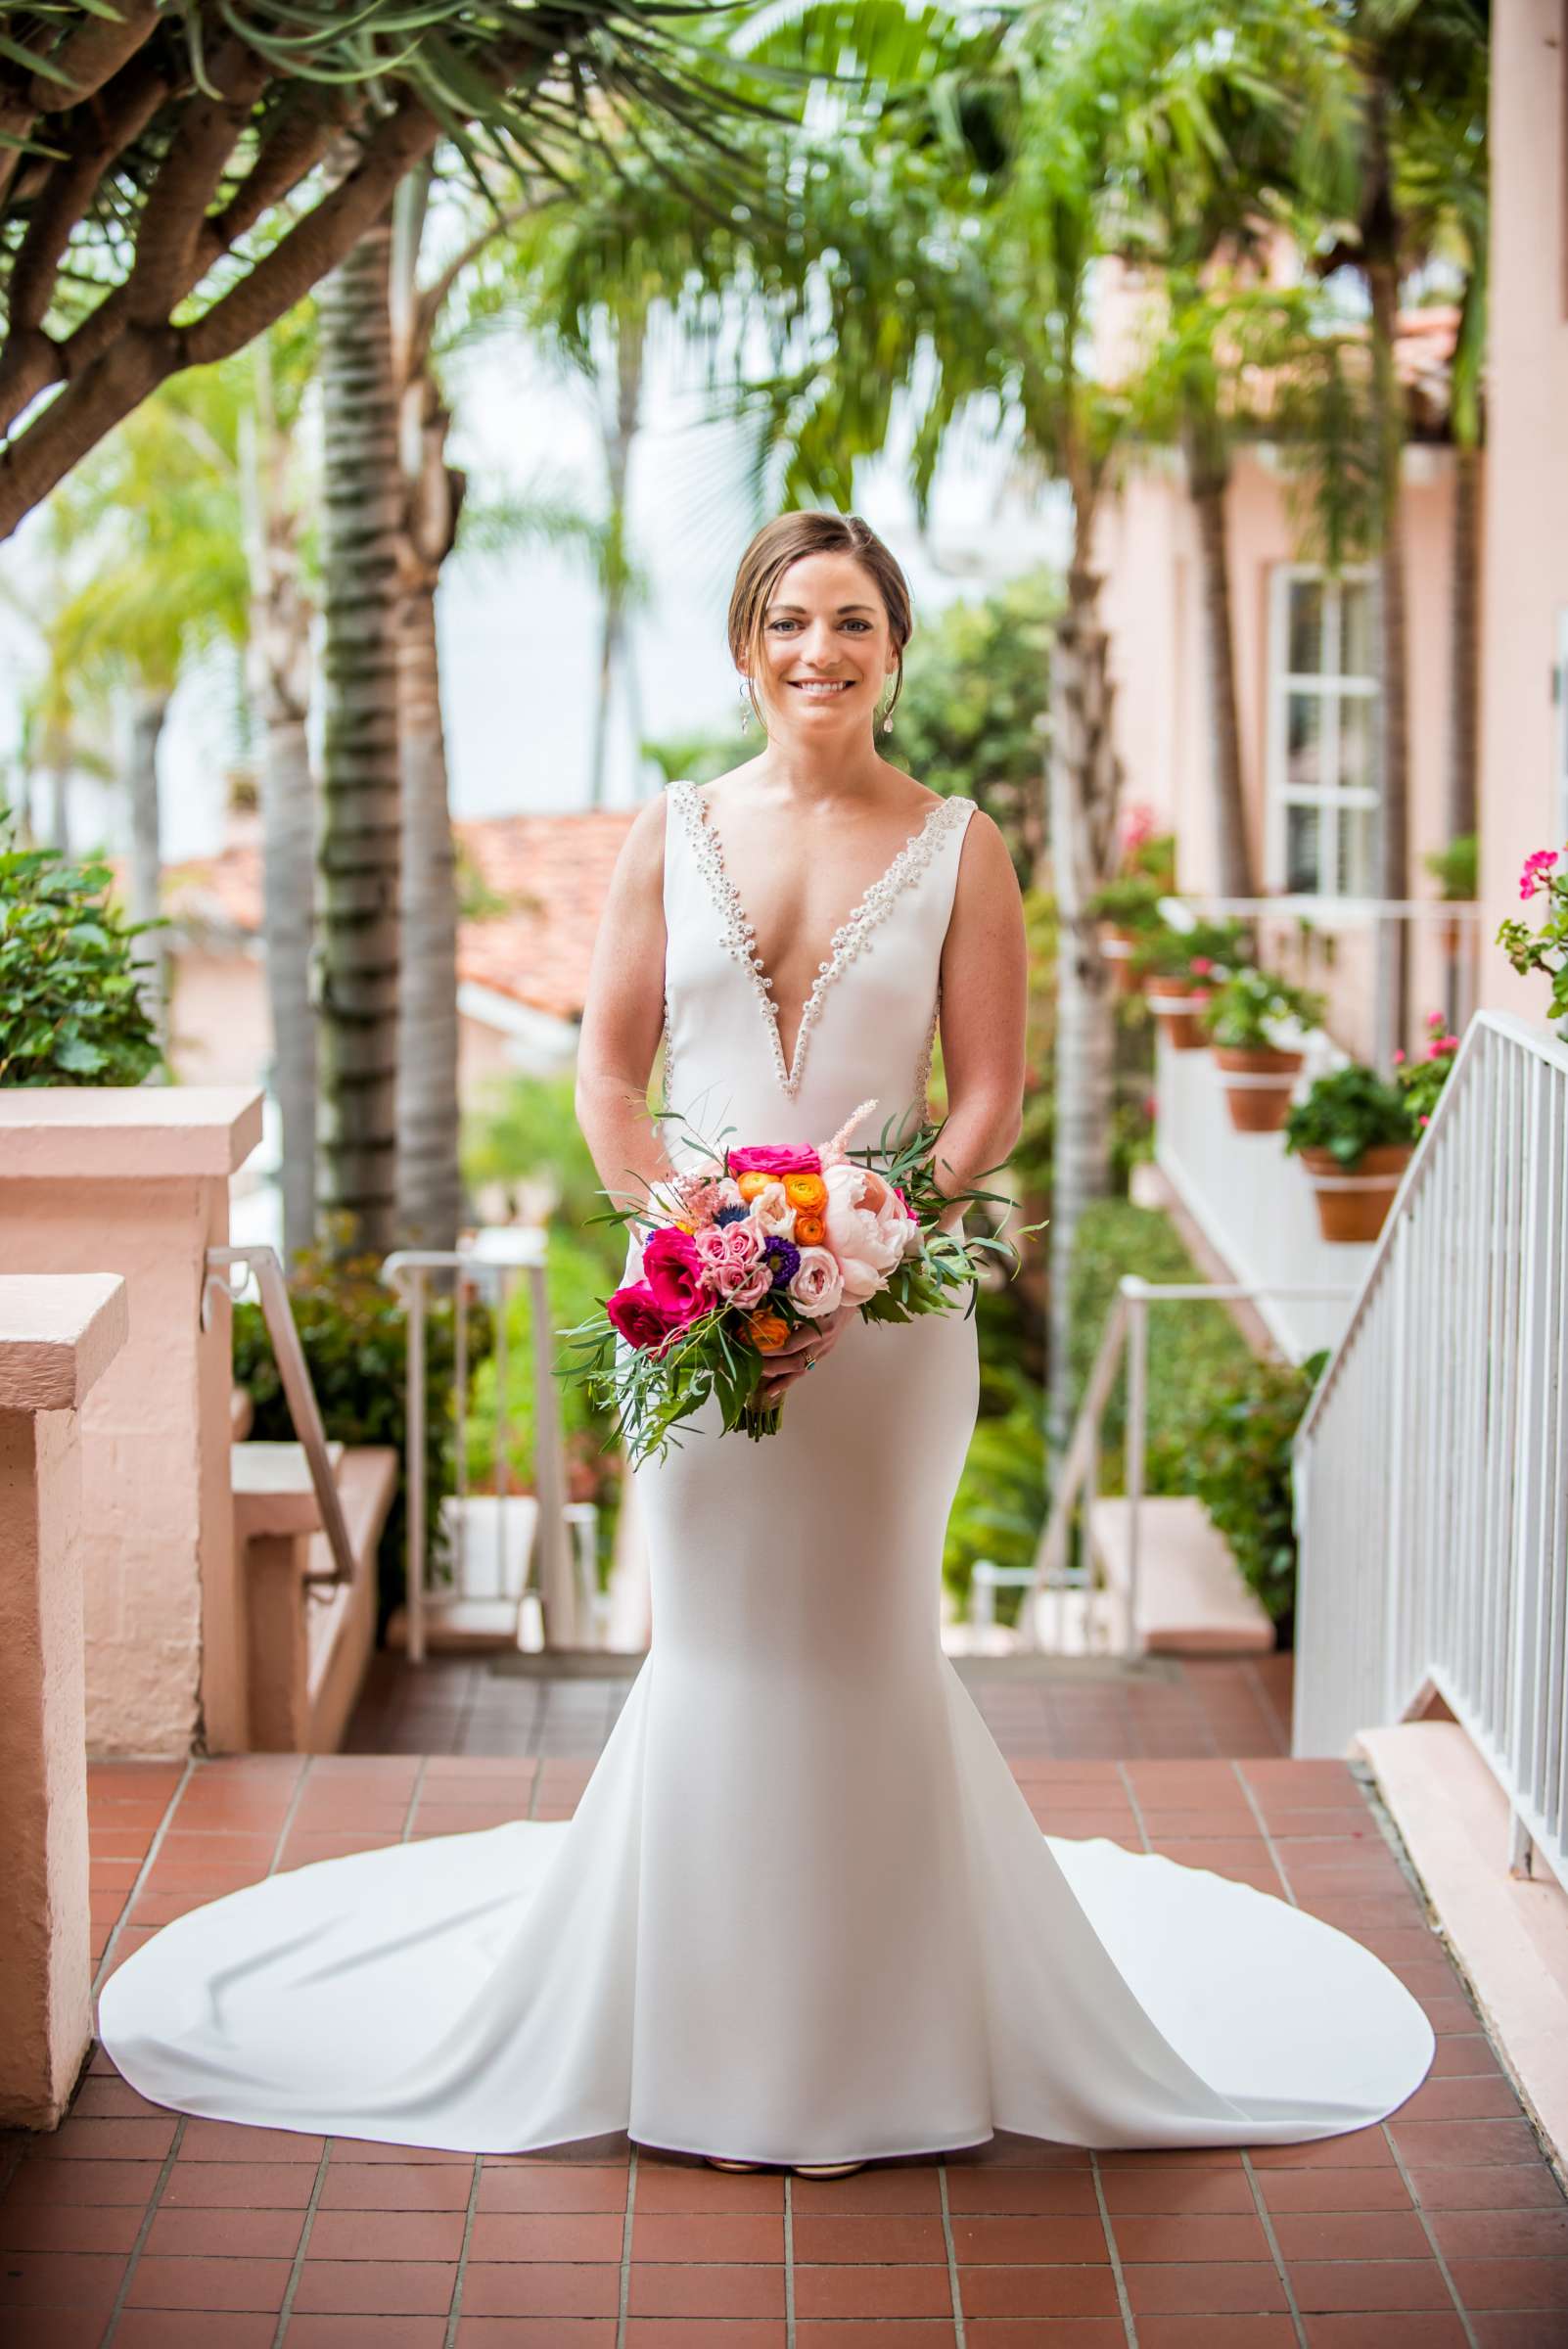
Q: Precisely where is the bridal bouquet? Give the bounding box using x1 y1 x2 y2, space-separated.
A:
561 1099 1029 1466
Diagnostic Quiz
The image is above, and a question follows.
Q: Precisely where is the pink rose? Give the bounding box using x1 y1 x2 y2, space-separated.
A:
822 1161 909 1302
641 1227 709 1323
787 1245 846 1319
606 1281 678 1354
692 1221 774 1308
728 1142 822 1177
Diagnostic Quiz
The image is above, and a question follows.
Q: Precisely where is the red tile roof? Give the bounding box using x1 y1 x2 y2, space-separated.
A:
164 806 640 1024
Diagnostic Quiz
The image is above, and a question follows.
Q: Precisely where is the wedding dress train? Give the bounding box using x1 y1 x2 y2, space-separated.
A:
97 780 1434 2159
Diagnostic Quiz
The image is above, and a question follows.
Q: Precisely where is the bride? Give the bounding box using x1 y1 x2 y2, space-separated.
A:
97 509 1433 2173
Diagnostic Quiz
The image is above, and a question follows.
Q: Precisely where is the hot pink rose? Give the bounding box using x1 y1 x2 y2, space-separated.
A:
606 1281 678 1354
728 1142 822 1177
640 1227 709 1323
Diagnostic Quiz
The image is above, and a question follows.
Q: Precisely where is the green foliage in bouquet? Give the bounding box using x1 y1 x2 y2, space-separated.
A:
1201 966 1325 1050
233 1240 486 1635
0 813 164 1086
1187 1352 1329 1635
1282 1065 1410 1169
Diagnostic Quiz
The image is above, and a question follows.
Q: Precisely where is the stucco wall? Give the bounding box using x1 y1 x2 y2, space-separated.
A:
1096 443 1462 1050
1478 0 1568 1017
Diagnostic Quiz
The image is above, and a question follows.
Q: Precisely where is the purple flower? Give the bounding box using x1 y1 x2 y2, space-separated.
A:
762 1236 802 1289
715 1204 749 1226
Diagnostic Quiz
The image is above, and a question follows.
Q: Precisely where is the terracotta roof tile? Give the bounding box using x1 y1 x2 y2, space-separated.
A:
163 806 641 1024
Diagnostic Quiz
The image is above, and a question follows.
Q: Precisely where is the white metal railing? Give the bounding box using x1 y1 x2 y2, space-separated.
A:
1293 1012 1568 1893
205 1243 358 1590
382 1230 591 1662
982 1276 1353 1659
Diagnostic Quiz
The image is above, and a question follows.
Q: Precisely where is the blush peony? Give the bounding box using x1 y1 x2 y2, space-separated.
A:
821 1162 910 1302
787 1246 846 1319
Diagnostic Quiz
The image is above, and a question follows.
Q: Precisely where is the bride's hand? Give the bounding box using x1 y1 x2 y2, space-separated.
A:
757 1309 851 1407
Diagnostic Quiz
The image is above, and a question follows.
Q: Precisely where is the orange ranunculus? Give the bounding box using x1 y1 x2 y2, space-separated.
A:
784 1173 827 1211
736 1171 773 1203
794 1212 826 1245
746 1308 790 1353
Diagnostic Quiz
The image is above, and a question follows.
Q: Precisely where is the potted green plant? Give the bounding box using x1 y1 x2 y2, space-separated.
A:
1201 967 1326 1133
1283 1065 1412 1243
1087 819 1176 996
1133 918 1251 1051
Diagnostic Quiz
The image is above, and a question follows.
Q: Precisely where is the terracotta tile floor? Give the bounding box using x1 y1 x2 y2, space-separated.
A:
3 1655 1564 2347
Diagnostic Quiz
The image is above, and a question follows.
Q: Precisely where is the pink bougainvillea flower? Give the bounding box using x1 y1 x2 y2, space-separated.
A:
1427 1009 1445 1029
1519 848 1560 901
1189 955 1215 978
1392 1048 1407 1065
1120 803 1158 852
1419 1114 1430 1128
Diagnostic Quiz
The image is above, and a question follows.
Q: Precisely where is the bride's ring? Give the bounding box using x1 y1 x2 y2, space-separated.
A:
805 1356 817 1371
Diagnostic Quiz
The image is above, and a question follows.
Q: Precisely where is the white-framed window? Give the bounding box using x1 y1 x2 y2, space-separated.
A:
1267 566 1381 897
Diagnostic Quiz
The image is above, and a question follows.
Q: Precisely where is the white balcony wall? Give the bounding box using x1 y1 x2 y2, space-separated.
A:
1154 1034 1372 1362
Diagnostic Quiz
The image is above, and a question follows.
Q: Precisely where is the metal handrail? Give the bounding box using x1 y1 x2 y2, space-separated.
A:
382 1232 576 1663
1026 1276 1355 1659
1298 1010 1568 1448
204 1243 358 1589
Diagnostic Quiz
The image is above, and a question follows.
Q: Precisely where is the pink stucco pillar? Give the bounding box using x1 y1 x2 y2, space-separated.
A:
0 1090 263 1759
0 1273 128 2128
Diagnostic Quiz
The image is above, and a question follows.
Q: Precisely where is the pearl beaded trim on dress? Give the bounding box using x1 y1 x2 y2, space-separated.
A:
666 779 974 1102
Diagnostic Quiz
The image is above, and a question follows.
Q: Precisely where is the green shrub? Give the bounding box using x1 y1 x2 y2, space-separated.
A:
464 1228 626 1583
1395 1017 1460 1134
1187 1352 1328 1635
1131 915 1253 985
1283 1064 1410 1168
1069 1202 1256 1494
233 1245 484 1635
0 816 164 1086
463 1071 624 1270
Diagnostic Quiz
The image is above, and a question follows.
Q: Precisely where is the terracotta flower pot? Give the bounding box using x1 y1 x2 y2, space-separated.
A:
1146 985 1212 1051
1215 1044 1305 1134
1098 925 1141 998
1298 1144 1412 1244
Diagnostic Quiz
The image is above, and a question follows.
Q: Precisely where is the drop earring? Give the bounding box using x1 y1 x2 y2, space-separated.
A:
738 678 752 732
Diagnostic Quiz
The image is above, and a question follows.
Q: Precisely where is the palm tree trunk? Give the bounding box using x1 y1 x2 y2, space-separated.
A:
241 341 317 1263
316 194 402 1255
1047 556 1122 1459
588 316 644 808
394 530 463 1249
391 167 466 1252
1367 250 1410 1055
126 689 168 1040
1446 439 1479 843
45 763 69 854
1187 448 1256 898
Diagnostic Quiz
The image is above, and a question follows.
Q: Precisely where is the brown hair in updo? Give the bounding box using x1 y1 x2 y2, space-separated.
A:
727 511 913 734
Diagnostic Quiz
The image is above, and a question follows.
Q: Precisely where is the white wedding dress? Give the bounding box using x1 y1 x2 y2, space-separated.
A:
97 779 1434 2161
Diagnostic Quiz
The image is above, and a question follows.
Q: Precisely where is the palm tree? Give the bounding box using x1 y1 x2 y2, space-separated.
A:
1110 0 1356 897
31 383 250 1035
1312 0 1489 1043
238 311 321 1261
315 151 404 1256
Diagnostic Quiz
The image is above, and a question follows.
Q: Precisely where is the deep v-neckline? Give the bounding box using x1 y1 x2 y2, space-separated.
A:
672 779 965 1098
